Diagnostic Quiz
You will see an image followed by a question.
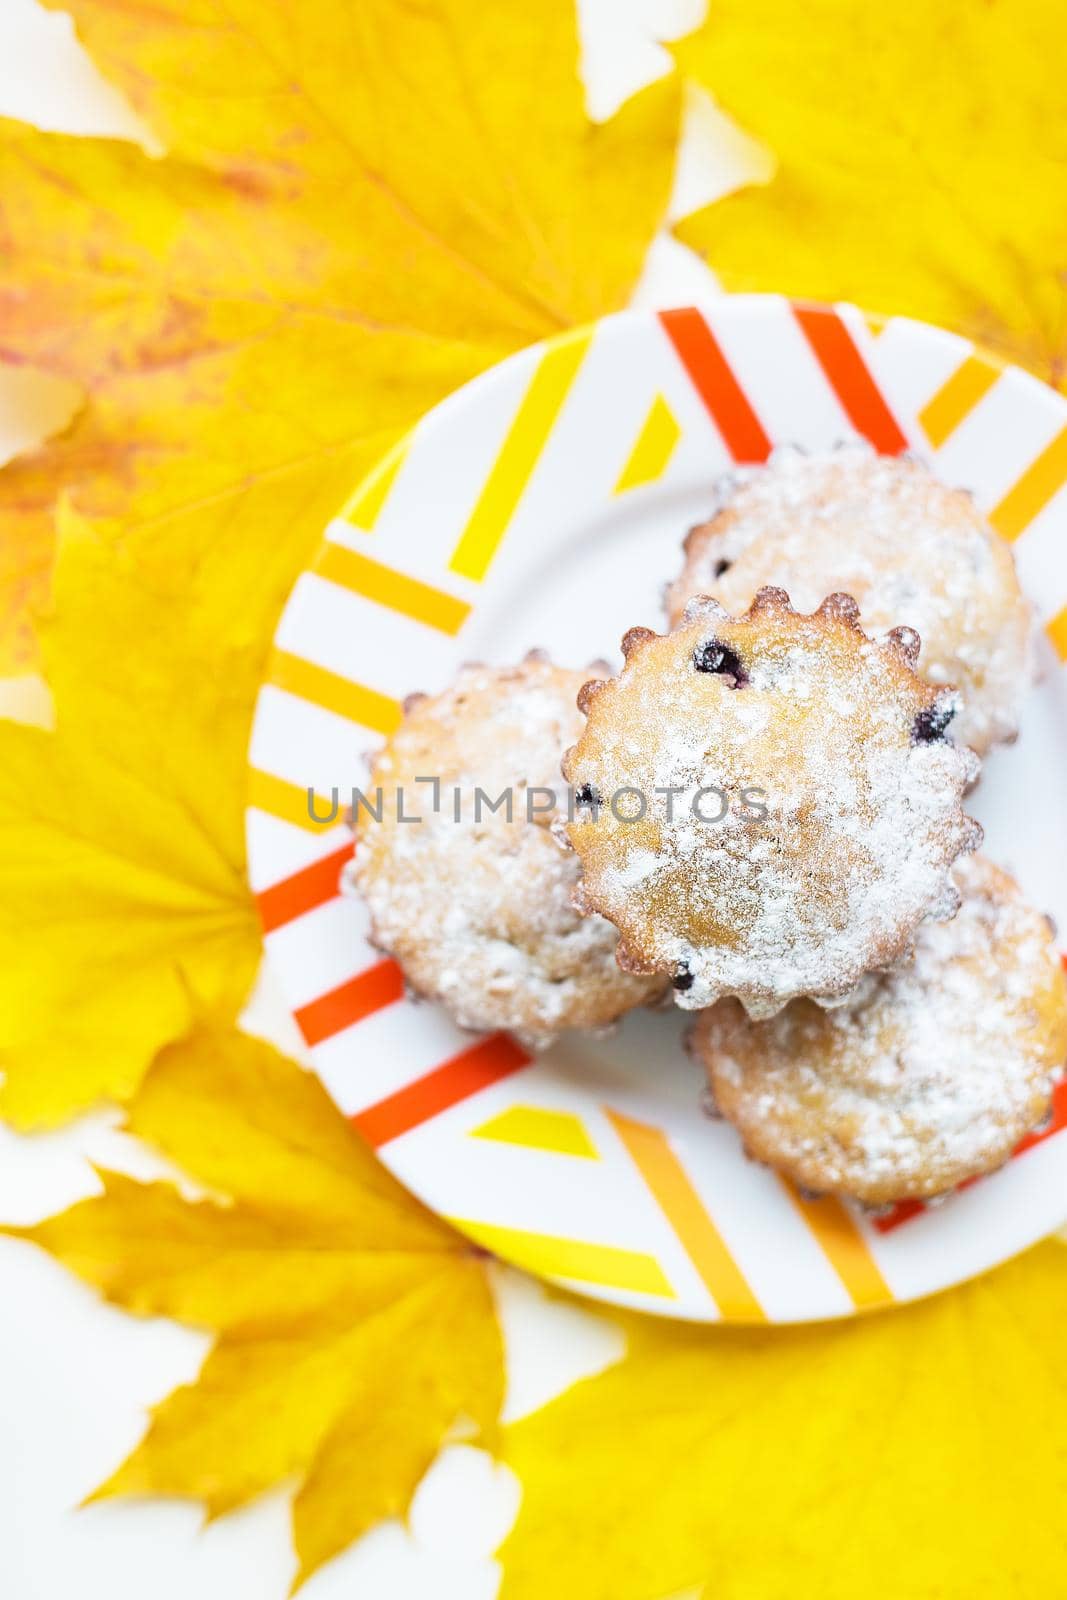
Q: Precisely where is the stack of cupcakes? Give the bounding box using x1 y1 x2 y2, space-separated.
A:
349 443 1067 1207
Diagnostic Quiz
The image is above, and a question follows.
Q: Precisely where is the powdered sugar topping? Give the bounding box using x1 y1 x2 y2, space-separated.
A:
566 594 981 1016
350 658 662 1041
699 854 1067 1200
667 442 1033 754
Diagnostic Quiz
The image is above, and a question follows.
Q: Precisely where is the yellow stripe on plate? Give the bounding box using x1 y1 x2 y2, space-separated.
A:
451 1217 675 1298
339 435 411 530
989 423 1067 542
613 393 681 494
449 328 594 582
918 353 999 449
607 1110 765 1321
783 1182 893 1311
267 648 402 734
247 768 342 833
470 1106 599 1159
1046 605 1067 661
315 543 470 635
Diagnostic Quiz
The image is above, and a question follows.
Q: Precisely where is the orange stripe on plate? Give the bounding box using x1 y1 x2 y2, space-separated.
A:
870 1197 926 1235
792 303 909 454
918 353 999 449
295 959 404 1046
658 307 772 462
988 423 1067 542
353 1033 531 1147
1045 606 1067 661
315 543 470 635
783 1182 893 1308
256 842 354 934
267 648 402 734
607 1109 765 1321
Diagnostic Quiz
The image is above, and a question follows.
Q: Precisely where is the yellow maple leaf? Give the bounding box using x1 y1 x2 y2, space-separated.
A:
0 0 681 669
0 446 63 680
673 0 1067 386
499 1242 1067 1600
5 1023 504 1589
0 503 260 1125
0 0 681 1117
0 375 82 672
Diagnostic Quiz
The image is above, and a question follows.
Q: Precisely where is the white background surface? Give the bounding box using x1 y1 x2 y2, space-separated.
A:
0 3 729 1596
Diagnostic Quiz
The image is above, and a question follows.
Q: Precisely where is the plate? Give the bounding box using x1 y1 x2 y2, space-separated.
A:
246 297 1067 1323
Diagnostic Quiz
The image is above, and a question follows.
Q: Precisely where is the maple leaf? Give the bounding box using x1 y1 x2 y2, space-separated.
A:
0 504 260 1126
0 0 681 670
0 374 82 671
498 1241 1067 1600
4 1023 504 1589
0 0 681 1121
672 0 1067 387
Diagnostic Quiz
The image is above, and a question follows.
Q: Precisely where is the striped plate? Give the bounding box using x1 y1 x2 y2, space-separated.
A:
247 298 1067 1323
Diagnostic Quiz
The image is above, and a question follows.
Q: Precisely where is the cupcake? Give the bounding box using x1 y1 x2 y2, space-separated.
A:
348 653 665 1044
691 854 1067 1204
561 588 981 1017
666 444 1032 755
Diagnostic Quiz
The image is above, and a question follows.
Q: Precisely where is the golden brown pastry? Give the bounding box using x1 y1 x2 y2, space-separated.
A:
348 654 664 1043
666 444 1032 755
562 587 981 1017
691 855 1067 1204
